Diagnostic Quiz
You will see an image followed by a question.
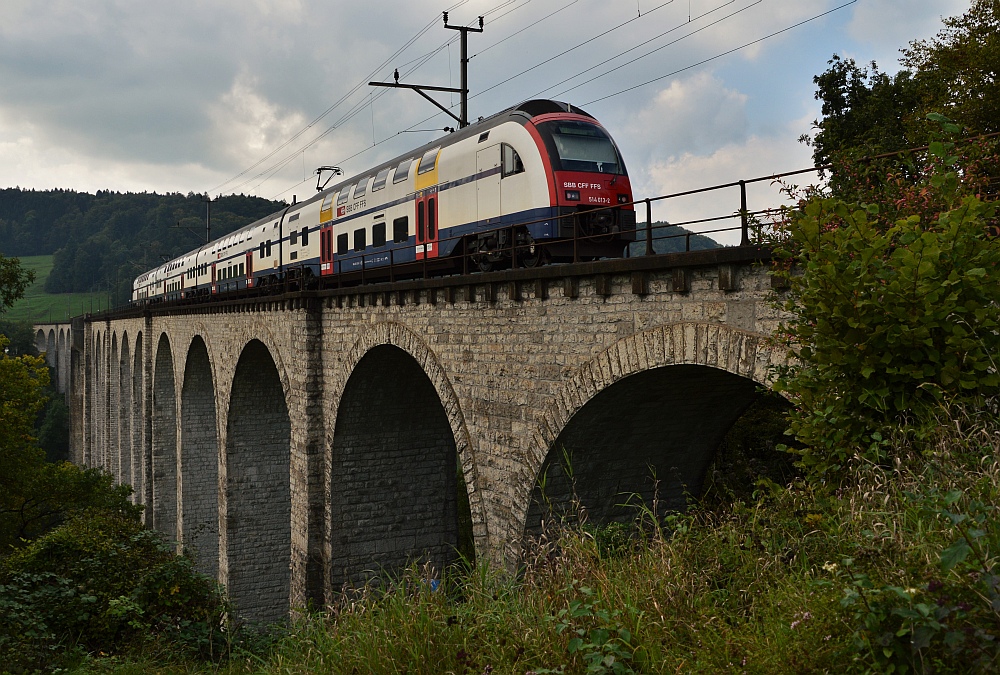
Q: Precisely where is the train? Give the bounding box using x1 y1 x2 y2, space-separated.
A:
132 99 636 303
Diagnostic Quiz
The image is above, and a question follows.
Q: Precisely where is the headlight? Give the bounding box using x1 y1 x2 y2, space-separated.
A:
618 194 630 204
565 190 580 201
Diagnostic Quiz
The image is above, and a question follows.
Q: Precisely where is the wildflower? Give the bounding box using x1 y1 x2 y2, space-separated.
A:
822 561 838 573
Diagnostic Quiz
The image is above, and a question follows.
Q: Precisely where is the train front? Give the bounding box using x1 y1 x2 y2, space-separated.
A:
530 113 636 258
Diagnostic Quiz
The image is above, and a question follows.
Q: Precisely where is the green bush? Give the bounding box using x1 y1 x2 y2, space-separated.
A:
773 121 1000 476
0 509 229 672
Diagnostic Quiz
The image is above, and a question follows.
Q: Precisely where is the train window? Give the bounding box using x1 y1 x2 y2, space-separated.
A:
322 193 334 211
266 240 272 257
353 228 366 251
502 144 525 177
259 243 265 258
372 222 386 248
478 132 489 143
538 120 622 174
372 167 391 191
393 216 408 242
290 230 298 246
301 226 308 246
428 198 436 239
337 187 351 205
417 147 440 175
393 158 412 183
239 263 244 276
337 233 348 255
417 202 425 241
354 176 369 198
289 213 300 222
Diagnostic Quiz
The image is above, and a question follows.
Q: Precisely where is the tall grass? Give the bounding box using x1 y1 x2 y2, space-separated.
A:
77 405 999 674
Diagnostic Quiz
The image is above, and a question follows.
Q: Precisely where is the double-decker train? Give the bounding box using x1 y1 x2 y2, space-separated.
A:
132 99 636 303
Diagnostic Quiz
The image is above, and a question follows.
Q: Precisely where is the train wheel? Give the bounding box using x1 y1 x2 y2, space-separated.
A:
519 244 549 268
473 254 495 273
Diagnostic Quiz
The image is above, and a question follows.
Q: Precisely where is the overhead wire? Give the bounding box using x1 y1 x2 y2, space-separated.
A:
257 4 567 199
262 0 676 198
263 0 855 202
527 0 739 99
209 0 468 195
471 0 578 59
227 0 535 197
549 0 762 99
582 0 858 105
469 0 676 101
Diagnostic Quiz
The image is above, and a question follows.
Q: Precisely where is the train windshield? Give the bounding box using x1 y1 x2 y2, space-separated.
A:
538 120 623 174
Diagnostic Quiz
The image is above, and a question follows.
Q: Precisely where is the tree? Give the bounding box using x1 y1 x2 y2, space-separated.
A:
805 55 923 167
0 253 34 312
901 0 1000 137
804 1 1000 165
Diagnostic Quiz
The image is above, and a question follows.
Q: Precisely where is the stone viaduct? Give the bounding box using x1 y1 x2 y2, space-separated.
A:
59 247 790 623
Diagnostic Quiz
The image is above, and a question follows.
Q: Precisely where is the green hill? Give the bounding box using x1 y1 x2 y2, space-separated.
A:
3 255 98 322
0 189 285 306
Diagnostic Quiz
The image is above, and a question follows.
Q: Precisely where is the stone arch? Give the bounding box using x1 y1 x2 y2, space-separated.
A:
45 329 55 369
119 333 132 492
94 331 104 469
83 333 93 467
57 328 66 392
110 333 120 481
35 329 45 354
513 323 788 558
152 332 178 543
132 332 146 509
329 341 466 589
180 335 220 578
329 322 483 566
225 339 291 623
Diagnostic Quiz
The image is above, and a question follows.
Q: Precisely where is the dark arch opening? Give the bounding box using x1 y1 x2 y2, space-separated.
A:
57 329 66 391
133 333 145 510
152 333 178 542
525 365 761 537
120 337 132 494
84 339 93 467
330 344 462 588
46 330 55 369
181 336 220 578
110 334 120 482
226 339 290 623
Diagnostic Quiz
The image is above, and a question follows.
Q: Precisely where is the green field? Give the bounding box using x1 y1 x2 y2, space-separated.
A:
5 255 108 322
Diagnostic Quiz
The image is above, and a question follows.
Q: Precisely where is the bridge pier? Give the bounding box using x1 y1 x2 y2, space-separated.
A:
66 249 789 621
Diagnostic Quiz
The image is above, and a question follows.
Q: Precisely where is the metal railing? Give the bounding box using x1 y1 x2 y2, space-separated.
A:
101 163 828 316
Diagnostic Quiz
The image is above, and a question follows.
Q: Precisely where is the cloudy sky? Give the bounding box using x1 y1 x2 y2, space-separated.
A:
0 0 970 241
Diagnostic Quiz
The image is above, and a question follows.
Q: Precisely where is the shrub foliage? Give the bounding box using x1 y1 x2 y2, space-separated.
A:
773 120 1000 475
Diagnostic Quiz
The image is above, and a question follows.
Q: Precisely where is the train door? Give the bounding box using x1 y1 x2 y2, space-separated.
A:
320 225 334 275
180 271 185 298
477 145 501 226
211 262 217 295
415 188 439 260
246 251 253 288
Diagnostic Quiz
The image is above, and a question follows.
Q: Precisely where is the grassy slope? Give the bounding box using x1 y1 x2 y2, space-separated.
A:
5 255 102 322
72 414 1000 674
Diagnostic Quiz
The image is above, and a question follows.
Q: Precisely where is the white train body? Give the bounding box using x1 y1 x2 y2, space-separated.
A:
133 100 636 303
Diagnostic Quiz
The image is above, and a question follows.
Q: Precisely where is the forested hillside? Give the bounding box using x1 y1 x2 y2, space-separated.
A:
0 189 284 304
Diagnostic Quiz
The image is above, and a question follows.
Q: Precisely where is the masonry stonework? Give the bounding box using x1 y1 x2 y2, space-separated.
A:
65 252 790 622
